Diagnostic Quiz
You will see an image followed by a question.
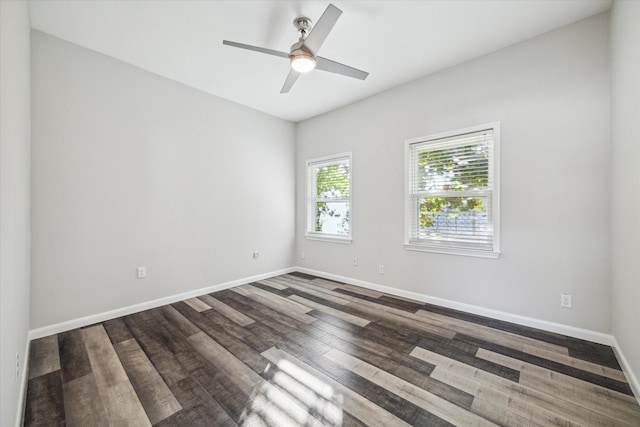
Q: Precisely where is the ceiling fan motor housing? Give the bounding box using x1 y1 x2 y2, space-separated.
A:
293 17 312 38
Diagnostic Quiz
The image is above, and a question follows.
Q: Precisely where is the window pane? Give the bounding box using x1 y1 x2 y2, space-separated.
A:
417 142 490 192
315 163 350 198
416 196 492 247
315 201 349 235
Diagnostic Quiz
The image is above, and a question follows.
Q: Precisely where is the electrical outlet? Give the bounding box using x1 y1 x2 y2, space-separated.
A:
560 293 572 308
253 251 259 259
15 352 19 382
378 265 384 274
137 267 146 279
352 257 358 266
301 251 305 260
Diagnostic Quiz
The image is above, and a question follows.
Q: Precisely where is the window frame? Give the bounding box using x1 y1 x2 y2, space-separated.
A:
305 152 353 244
404 122 501 258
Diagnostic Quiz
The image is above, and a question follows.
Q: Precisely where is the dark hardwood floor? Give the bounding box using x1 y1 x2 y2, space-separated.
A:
24 273 640 426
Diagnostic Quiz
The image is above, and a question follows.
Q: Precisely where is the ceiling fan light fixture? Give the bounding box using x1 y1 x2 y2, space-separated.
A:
290 51 316 73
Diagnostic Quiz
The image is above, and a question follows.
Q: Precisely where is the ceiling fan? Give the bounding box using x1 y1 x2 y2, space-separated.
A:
223 3 369 94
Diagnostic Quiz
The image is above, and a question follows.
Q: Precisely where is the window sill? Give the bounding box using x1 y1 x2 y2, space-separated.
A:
404 243 500 259
305 233 352 244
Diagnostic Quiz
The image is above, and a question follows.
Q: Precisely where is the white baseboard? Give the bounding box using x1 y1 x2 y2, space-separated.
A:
295 267 615 346
611 337 640 405
14 336 31 427
28 267 295 340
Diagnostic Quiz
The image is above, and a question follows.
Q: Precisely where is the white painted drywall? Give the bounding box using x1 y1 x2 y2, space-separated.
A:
0 2 32 426
610 0 640 387
30 31 295 328
296 13 611 333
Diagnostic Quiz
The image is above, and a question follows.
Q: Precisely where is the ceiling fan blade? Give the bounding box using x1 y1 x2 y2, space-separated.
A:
315 56 369 80
222 40 289 59
280 69 301 93
302 4 342 55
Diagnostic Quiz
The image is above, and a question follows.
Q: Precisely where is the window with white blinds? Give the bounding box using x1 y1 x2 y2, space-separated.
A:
405 123 500 258
306 153 352 243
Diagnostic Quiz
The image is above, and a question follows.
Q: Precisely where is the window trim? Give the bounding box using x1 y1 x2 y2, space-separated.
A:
404 122 501 258
305 152 353 244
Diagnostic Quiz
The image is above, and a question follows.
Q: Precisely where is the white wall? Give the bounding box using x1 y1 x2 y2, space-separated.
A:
30 31 295 329
610 0 640 388
0 1 32 426
296 13 611 333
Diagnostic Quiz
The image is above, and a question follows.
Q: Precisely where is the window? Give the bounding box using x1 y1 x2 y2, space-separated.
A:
306 153 352 243
405 123 500 258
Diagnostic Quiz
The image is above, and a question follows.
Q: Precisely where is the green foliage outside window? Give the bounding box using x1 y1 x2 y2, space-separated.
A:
315 163 350 233
418 143 489 229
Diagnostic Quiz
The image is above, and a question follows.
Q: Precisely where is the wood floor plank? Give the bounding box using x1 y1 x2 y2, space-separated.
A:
281 274 343 291
58 329 92 383
312 277 386 298
24 370 65 426
215 290 334 357
418 300 621 370
174 301 271 373
414 334 521 382
262 346 412 427
230 285 252 296
334 287 425 313
82 325 129 388
267 276 351 305
310 316 396 357
249 315 349 381
288 294 371 327
82 324 151 426
305 316 439 380
279 277 458 339
62 373 109 427
256 278 289 290
259 362 343 426
114 338 182 424
245 291 318 324
153 410 195 427
337 370 455 426
189 331 325 427
459 333 632 394
183 297 211 312
188 331 263 395
415 309 570 355
522 343 628 383
191 364 249 422
334 337 473 409
477 348 640 424
158 304 201 337
567 340 622 370
288 271 322 281
136 306 244 424
103 317 134 344
167 376 237 426
418 346 637 427
102 380 152 426
28 335 61 379
324 348 498 426
198 293 255 326
199 304 271 353
123 313 191 386
242 283 314 313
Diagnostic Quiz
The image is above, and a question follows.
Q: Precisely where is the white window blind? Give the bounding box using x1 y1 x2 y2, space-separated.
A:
306 153 352 242
406 124 500 257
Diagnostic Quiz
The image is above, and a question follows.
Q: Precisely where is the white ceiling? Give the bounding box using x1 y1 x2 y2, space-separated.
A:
28 0 612 122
